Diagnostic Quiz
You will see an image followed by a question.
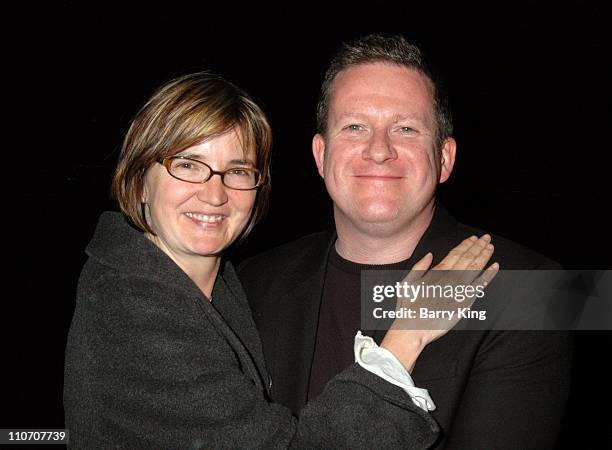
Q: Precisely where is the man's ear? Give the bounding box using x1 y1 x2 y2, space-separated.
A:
439 137 457 184
312 133 326 178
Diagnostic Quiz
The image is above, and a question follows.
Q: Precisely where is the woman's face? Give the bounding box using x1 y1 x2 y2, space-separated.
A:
142 129 257 265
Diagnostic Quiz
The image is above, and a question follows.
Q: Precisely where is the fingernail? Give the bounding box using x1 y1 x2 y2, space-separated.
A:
491 262 499 269
481 234 491 241
469 235 478 241
486 243 494 250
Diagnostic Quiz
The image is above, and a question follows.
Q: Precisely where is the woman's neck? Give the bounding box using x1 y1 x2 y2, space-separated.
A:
145 233 221 299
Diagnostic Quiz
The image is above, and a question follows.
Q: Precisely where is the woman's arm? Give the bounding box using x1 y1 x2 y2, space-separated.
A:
65 269 438 449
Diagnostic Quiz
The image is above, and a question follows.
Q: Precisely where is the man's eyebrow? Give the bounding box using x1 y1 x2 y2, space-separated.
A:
334 112 368 121
333 112 426 123
392 113 425 122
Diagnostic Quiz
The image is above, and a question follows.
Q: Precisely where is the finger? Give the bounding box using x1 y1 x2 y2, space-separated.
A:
463 262 500 308
406 252 433 283
412 252 433 270
433 235 478 270
473 262 500 288
452 234 492 271
464 243 494 272
452 236 493 286
457 244 494 287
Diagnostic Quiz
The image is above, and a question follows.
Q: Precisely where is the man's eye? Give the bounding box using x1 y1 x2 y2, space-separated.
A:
346 124 363 131
399 126 415 133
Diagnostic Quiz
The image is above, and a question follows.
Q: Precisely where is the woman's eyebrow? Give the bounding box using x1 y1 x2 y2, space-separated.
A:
175 152 202 159
174 154 255 166
228 158 256 166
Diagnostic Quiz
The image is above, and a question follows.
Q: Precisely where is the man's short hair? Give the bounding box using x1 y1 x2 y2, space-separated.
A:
316 34 453 147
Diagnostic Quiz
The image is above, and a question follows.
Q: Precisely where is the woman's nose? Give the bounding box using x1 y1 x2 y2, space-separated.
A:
196 173 229 206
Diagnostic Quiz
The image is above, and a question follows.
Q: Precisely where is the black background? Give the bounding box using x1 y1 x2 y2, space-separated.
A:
4 4 611 448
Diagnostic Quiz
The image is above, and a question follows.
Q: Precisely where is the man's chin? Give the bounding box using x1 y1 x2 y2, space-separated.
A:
357 211 400 224
355 202 404 223
347 209 407 232
334 201 429 235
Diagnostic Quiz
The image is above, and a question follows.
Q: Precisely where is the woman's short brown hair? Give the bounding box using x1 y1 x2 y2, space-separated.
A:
112 71 272 239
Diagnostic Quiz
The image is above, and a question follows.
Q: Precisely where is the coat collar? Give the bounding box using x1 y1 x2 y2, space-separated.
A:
86 211 199 297
409 204 460 266
87 211 249 301
87 211 271 394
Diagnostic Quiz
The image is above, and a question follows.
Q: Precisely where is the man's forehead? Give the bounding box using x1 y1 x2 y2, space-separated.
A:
331 63 433 101
333 62 433 90
328 80 434 127
333 110 427 122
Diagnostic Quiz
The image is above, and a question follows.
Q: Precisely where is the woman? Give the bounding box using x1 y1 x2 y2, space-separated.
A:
64 72 497 448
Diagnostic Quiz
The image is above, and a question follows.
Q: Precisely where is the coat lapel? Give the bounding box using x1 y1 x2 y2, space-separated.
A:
271 231 336 413
210 262 271 394
370 205 459 344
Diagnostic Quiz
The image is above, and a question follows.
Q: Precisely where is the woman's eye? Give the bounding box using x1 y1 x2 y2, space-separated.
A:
229 168 249 176
175 162 195 170
399 126 415 133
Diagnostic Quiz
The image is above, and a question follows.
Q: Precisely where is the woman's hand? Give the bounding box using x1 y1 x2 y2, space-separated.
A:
381 235 499 372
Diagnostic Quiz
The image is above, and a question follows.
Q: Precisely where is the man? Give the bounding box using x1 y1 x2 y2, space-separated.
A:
239 35 572 449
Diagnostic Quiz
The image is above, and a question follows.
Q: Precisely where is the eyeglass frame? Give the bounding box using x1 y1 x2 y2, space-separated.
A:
157 156 266 191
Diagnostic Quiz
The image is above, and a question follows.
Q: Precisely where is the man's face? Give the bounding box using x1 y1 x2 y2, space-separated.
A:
313 62 455 236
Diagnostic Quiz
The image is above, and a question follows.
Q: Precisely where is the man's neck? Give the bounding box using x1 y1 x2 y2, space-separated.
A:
334 204 435 265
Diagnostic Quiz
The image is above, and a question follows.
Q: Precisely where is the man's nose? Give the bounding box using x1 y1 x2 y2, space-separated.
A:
196 173 229 206
362 130 398 163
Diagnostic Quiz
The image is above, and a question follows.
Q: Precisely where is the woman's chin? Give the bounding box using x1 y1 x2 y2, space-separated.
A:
190 244 227 258
189 236 238 257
